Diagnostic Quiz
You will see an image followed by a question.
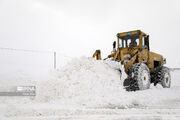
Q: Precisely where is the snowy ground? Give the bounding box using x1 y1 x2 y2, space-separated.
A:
0 57 180 120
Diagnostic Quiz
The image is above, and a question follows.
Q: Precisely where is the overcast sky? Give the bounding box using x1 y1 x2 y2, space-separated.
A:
0 0 180 67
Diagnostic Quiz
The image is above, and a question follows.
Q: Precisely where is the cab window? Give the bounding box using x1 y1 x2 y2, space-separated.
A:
118 35 140 48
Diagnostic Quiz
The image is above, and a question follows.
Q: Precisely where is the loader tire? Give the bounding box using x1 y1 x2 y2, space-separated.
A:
154 66 171 88
125 63 150 91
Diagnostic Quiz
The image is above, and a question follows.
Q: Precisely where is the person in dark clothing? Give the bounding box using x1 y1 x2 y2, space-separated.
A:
113 41 116 51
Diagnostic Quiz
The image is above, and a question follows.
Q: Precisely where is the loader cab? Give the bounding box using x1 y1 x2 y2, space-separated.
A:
117 30 150 50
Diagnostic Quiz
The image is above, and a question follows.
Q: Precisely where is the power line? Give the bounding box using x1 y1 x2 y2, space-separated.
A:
0 47 72 58
0 47 52 53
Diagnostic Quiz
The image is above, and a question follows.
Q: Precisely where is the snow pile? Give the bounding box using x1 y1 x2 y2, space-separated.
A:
37 57 127 107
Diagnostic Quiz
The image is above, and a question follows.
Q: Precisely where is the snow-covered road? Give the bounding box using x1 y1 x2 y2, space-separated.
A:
1 106 180 120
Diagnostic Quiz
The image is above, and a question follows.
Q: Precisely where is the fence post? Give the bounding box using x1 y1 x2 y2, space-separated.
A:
54 52 56 69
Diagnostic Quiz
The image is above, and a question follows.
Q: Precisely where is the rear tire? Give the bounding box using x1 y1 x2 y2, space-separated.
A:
124 63 151 91
154 66 171 88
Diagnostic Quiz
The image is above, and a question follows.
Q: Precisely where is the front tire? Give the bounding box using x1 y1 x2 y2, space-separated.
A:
124 63 151 91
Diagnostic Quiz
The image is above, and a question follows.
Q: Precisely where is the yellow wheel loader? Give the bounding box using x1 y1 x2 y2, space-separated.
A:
93 30 171 91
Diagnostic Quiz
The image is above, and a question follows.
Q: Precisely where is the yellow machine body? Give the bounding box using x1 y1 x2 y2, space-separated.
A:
93 30 165 73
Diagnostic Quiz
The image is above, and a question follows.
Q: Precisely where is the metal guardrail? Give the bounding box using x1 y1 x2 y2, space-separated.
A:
170 68 180 71
0 86 36 96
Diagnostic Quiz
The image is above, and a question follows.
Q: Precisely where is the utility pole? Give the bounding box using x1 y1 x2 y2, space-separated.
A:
54 52 56 69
